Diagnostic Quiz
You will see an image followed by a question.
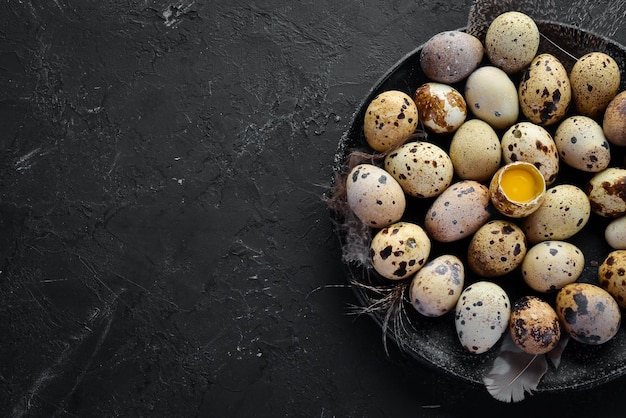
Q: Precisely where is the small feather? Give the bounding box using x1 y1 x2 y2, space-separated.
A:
546 335 569 369
483 333 548 403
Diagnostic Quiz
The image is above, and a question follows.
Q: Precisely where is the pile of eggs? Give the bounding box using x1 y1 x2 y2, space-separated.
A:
345 11 626 355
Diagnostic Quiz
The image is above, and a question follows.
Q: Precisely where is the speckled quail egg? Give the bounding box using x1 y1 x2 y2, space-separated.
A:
556 283 621 345
570 52 621 118
598 250 626 308
489 162 546 218
519 53 571 126
346 164 406 228
605 215 626 249
555 116 611 172
509 296 561 355
455 281 511 354
465 66 519 129
522 241 585 293
603 91 626 146
409 254 464 317
413 82 467 134
370 222 431 280
449 119 502 182
363 90 418 152
420 30 484 84
424 180 491 242
485 11 540 74
522 184 591 244
501 122 560 185
467 220 527 278
587 167 626 217
384 141 454 198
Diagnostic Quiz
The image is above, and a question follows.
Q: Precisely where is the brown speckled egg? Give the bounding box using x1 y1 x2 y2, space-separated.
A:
603 91 626 146
409 254 464 317
556 283 621 345
501 122 560 185
420 30 484 84
413 82 467 134
509 296 561 355
384 141 453 198
555 116 611 173
370 222 431 280
598 250 626 308
587 168 626 218
455 281 511 354
605 215 626 249
522 241 585 293
363 90 418 152
345 164 406 228
449 119 502 182
485 11 540 74
467 220 527 278
522 184 591 244
465 66 519 129
425 180 491 242
570 52 620 118
519 54 571 126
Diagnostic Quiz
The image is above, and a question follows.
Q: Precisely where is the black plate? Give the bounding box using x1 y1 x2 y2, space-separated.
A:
332 21 626 392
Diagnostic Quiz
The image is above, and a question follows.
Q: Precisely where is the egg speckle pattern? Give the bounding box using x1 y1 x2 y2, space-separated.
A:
363 90 418 152
598 250 626 308
410 254 464 317
485 11 539 74
518 53 571 126
467 220 527 277
346 164 406 228
522 184 591 244
384 141 453 198
501 122 560 185
455 281 511 354
555 116 611 172
413 82 467 134
586 167 626 218
570 52 621 118
509 296 561 355
522 241 584 293
425 180 491 242
556 283 621 345
420 31 484 84
370 222 431 280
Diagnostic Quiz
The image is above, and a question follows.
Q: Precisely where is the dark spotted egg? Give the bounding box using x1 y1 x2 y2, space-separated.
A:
556 283 621 345
370 221 431 280
420 30 483 84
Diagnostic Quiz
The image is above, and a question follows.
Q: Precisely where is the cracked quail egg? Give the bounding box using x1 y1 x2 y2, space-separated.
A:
489 162 546 218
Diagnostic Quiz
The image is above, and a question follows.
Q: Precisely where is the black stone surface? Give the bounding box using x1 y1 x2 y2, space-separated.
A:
1 1 625 417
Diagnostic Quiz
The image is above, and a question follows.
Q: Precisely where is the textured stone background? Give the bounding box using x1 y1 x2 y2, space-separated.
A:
1 0 626 417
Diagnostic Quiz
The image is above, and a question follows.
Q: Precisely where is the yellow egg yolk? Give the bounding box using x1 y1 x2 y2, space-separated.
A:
500 166 543 202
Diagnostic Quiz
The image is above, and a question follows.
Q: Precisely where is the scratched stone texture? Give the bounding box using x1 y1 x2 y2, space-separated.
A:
1 1 626 417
